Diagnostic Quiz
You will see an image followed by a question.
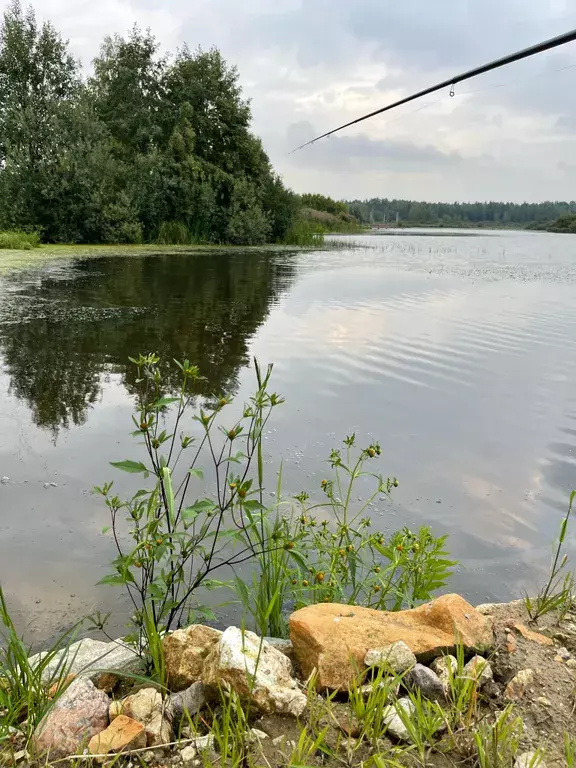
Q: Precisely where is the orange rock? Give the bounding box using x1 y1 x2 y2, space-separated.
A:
506 634 518 654
47 674 76 699
513 623 553 647
289 594 494 691
88 715 146 755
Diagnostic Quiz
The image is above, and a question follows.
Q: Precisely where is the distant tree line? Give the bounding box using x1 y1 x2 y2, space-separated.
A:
0 1 299 245
347 199 576 228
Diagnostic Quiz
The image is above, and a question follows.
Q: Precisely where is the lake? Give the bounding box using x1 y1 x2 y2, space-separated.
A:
1 229 576 643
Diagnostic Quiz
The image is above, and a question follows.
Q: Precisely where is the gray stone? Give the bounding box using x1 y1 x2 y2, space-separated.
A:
382 697 415 742
556 646 571 660
404 663 445 701
32 677 109 759
169 681 207 727
1 476 9 484
364 641 416 673
29 637 144 685
264 637 295 661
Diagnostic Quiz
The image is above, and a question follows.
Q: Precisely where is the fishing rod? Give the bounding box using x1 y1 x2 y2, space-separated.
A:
291 27 576 153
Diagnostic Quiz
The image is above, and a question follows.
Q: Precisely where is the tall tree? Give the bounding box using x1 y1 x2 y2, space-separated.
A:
0 0 79 235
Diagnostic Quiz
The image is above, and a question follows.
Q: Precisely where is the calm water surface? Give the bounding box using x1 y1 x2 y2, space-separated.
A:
1 230 576 642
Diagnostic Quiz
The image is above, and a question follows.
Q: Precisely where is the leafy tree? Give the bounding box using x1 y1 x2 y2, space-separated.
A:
0 0 79 236
0 4 298 245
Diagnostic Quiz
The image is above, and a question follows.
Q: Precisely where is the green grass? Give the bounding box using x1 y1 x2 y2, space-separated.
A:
0 586 81 746
0 231 40 250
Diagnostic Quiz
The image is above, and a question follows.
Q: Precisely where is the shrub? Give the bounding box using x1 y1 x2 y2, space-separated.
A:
98 355 455 658
156 221 195 245
0 231 40 250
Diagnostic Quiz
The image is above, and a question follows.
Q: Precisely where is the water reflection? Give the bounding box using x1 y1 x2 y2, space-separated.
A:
0 251 295 432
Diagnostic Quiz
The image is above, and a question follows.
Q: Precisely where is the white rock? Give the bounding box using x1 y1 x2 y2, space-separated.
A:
1 476 9 484
29 637 144 684
181 735 216 763
364 641 416 673
180 745 197 763
250 728 270 741
515 751 547 768
382 697 415 742
202 627 307 717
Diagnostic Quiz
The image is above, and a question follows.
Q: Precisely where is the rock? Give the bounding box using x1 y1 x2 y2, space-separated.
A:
515 751 547 768
430 655 457 687
464 656 493 688
109 701 123 721
505 669 534 701
404 664 445 701
264 637 295 662
556 646 571 660
364 641 416 673
32 677 110 759
483 680 502 700
506 633 518 653
336 716 362 738
29 638 144 687
513 624 553 647
163 625 222 692
272 736 286 747
121 688 173 746
475 599 524 615
1 476 9 484
202 627 307 717
249 729 269 742
180 745 197 763
535 697 552 707
168 681 207 727
382 697 415 742
289 594 493 691
180 735 216 763
566 658 576 669
88 715 146 756
47 673 76 699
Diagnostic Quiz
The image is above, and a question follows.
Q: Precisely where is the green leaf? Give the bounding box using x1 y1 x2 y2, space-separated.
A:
188 468 204 479
153 397 179 409
97 574 126 586
110 460 149 474
240 499 264 511
149 583 166 600
101 526 111 534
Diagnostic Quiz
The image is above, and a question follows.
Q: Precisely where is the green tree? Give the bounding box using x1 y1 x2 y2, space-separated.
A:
0 0 79 236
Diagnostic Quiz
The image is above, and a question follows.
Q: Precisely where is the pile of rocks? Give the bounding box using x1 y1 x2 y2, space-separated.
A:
28 594 510 761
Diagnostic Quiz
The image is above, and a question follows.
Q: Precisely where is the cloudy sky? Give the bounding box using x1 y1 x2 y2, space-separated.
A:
14 0 576 202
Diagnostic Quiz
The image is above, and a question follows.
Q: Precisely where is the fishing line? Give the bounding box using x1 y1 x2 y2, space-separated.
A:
291 27 576 153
